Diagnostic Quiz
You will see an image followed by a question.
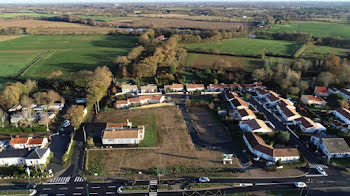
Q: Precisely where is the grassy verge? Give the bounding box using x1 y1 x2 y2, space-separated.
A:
330 158 350 167
0 190 31 195
186 183 231 189
62 140 75 168
0 126 47 134
121 185 148 192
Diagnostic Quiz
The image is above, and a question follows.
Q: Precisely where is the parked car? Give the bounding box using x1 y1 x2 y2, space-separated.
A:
295 182 307 188
124 180 136 186
198 177 210 183
316 166 327 176
26 183 37 189
62 120 70 128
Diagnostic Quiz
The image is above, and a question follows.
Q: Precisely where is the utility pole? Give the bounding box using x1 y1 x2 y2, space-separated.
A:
86 184 89 196
305 179 312 196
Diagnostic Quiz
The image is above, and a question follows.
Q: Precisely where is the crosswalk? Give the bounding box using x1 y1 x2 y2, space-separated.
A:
309 163 328 169
49 176 71 184
74 176 84 183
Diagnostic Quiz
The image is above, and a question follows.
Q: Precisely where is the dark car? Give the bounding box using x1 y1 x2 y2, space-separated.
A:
26 183 37 189
124 180 136 186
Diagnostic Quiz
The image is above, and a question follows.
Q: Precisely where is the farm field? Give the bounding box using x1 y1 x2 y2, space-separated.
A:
87 106 239 176
0 35 137 81
0 12 57 19
265 23 350 39
184 39 303 57
302 45 350 57
77 15 132 22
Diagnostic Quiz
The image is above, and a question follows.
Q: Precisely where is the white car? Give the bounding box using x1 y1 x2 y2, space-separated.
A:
62 120 70 128
198 177 210 183
253 157 260 161
295 182 307 188
316 166 327 176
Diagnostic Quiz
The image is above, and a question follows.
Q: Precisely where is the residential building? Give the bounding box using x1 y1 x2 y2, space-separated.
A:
224 92 239 101
239 119 272 133
139 85 157 94
115 100 129 109
328 88 339 94
101 121 145 145
0 148 51 167
339 88 350 100
301 95 327 106
277 98 296 110
314 86 329 97
334 108 350 125
265 92 280 106
121 84 138 94
8 104 22 112
115 95 166 109
277 106 300 122
9 137 48 149
243 132 300 162
294 117 326 133
230 97 248 110
25 148 51 167
164 84 184 92
186 84 205 92
236 108 257 121
241 84 255 92
47 102 64 111
311 136 350 161
255 88 269 99
208 84 228 91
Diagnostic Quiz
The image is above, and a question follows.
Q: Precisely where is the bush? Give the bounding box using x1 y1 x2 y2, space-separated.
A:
255 112 267 120
0 126 47 134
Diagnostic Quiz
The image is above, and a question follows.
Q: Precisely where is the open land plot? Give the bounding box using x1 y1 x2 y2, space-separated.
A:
0 12 57 19
87 106 240 175
0 19 115 35
188 107 232 145
77 15 133 22
0 35 137 81
302 45 350 57
110 17 245 30
264 23 350 39
135 14 252 22
185 39 303 57
0 35 23 42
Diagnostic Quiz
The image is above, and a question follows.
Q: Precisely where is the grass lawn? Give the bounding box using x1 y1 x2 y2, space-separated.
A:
303 45 350 57
265 23 350 39
0 12 57 19
0 190 31 195
184 38 303 57
0 35 137 81
330 158 350 167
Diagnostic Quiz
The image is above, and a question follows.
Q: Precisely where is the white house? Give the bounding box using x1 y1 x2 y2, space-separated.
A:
10 137 48 149
277 98 296 110
230 97 248 110
243 132 300 163
311 136 350 161
277 106 301 122
235 108 256 121
8 104 22 113
301 95 327 106
139 85 157 94
25 148 51 167
314 86 329 97
224 92 239 101
294 117 326 133
255 88 269 99
334 108 350 125
101 121 145 145
239 119 272 133
265 92 280 106
47 102 64 111
186 84 205 92
122 84 138 94
328 88 339 95
115 100 129 109
339 88 350 100
207 84 228 91
0 148 51 167
164 84 184 92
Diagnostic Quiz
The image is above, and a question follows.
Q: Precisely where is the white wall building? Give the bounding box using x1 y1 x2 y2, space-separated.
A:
311 136 350 161
334 108 350 125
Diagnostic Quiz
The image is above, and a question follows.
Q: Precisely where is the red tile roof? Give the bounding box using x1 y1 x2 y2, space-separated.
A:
280 106 299 118
186 84 204 89
294 117 314 129
106 122 129 128
256 88 268 95
302 95 326 103
164 84 183 89
9 138 28 145
267 93 279 102
27 138 44 145
231 97 248 108
209 84 228 89
116 100 128 105
225 92 239 100
315 86 329 94
102 130 139 139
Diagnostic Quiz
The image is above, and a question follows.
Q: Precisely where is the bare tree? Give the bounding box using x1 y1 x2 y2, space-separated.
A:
0 108 6 128
40 112 50 131
21 96 34 127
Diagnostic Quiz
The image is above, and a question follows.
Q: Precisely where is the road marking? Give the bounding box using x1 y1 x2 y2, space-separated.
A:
43 188 52 191
90 193 98 195
106 192 115 194
56 194 65 196
108 186 116 188
73 193 82 195
92 186 100 189
76 187 84 189
39 194 48 196
59 187 68 190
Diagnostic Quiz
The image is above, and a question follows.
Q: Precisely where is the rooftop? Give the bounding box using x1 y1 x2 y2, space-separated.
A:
122 84 138 90
238 108 256 118
302 95 326 103
9 138 29 145
186 84 204 89
267 92 279 102
280 106 299 118
240 119 270 131
336 108 350 121
231 97 248 108
315 86 329 94
322 138 350 154
164 84 183 89
26 148 50 159
102 129 139 139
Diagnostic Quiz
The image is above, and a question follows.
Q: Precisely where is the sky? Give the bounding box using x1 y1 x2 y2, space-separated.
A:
3 0 350 4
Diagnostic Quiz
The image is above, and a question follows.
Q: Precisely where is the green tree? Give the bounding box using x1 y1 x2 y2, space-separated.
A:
277 131 290 144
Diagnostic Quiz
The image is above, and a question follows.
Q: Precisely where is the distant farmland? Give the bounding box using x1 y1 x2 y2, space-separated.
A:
265 23 350 39
185 39 303 57
0 35 137 82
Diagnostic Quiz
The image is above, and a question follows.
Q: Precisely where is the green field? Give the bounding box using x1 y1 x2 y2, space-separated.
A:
185 39 302 57
265 23 350 39
303 45 350 57
0 12 57 19
0 35 137 81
